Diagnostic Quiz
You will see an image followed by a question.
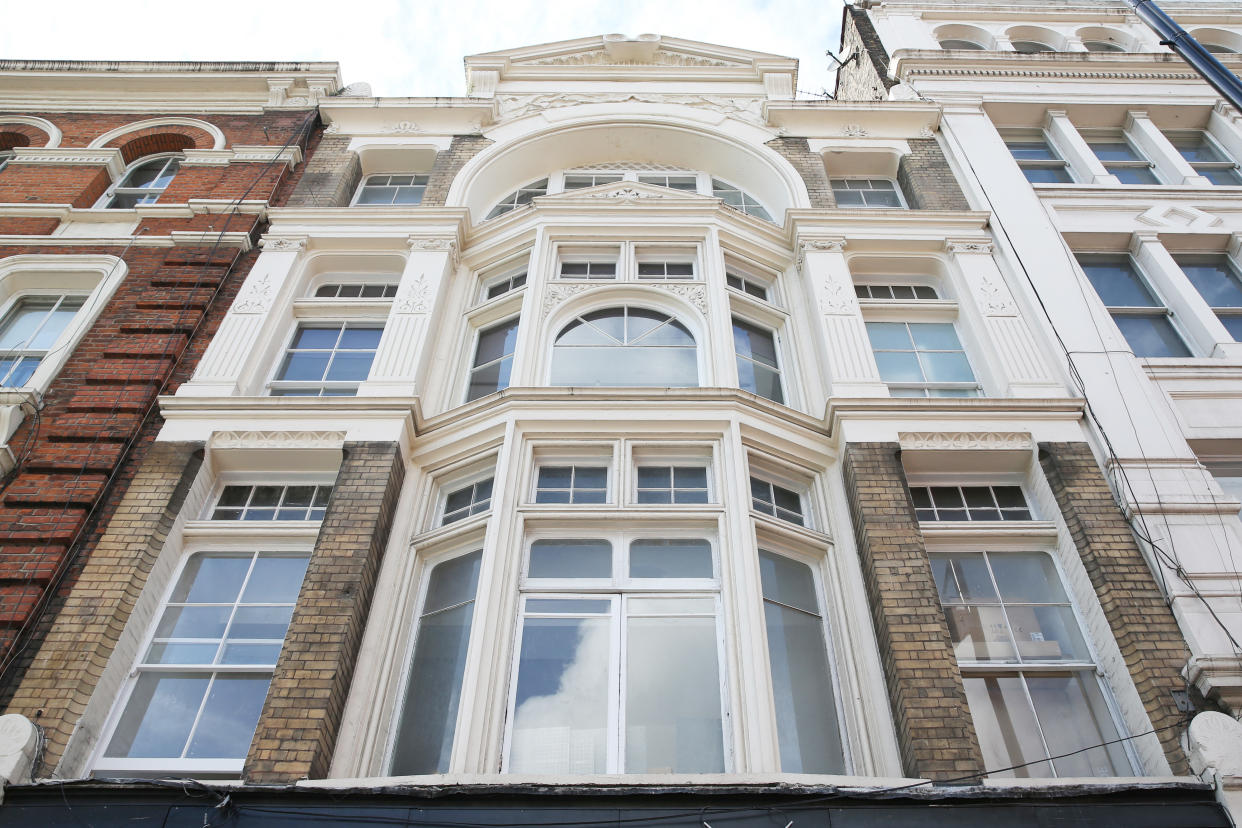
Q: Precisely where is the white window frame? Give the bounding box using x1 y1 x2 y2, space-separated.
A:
438 473 496 527
350 172 430 206
97 153 183 209
629 443 715 507
266 319 386 397
829 178 909 209
1080 129 1163 185
731 315 788 405
1000 129 1076 185
464 313 521 404
1074 252 1193 359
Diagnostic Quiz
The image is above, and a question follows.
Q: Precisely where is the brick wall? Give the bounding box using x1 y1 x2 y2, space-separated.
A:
2 441 202 773
842 442 985 780
765 137 836 209
422 134 493 207
285 132 360 208
1039 442 1191 774
245 441 405 782
835 6 897 102
897 138 971 211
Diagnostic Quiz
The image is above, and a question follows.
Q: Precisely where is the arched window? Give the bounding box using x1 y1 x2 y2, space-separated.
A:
102 154 181 208
552 307 697 388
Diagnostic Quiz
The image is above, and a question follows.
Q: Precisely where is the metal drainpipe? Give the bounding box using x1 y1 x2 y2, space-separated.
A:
1121 0 1242 113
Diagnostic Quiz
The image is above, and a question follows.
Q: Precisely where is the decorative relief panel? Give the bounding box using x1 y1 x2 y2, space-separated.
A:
898 432 1035 451
209 430 347 451
497 93 766 127
542 284 593 318
819 280 859 316
395 276 432 314
651 283 707 315
232 273 275 314
260 237 307 253
585 187 667 203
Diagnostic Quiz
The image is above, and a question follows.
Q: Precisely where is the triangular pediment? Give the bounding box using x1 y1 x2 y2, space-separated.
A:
535 180 719 205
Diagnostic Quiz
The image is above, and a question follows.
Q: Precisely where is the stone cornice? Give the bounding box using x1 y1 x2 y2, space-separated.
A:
763 100 941 140
181 145 303 169
9 147 125 178
826 396 1086 439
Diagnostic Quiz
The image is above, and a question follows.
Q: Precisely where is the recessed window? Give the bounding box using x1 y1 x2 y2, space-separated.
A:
866 321 980 397
102 155 180 208
485 271 527 300
1166 130 1242 186
313 283 398 299
1076 254 1191 357
733 319 784 403
354 174 428 206
712 178 774 222
270 322 383 396
830 178 905 208
636 261 695 280
726 270 769 300
390 551 482 775
1011 40 1054 53
637 173 698 191
635 465 709 504
939 39 986 50
1004 133 1074 184
930 551 1133 778
559 260 617 280
99 551 310 773
535 465 608 504
855 284 938 300
467 317 519 402
1083 40 1125 52
486 178 548 219
1174 254 1242 341
750 477 804 525
0 295 86 387
1083 133 1160 185
910 485 1031 521
552 307 698 388
442 478 494 525
563 173 624 190
211 484 332 521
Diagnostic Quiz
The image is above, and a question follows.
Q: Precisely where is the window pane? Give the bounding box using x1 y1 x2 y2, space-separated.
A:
929 553 997 602
1006 605 1091 662
185 675 271 758
989 554 1065 603
509 616 610 774
629 539 712 579
529 539 612 579
963 675 1054 778
758 550 819 614
908 322 962 351
1176 257 1242 307
1022 167 1074 184
474 320 520 367
874 352 924 383
227 605 295 641
764 600 844 774
625 615 724 773
866 321 913 350
390 551 481 775
172 554 251 603
1077 257 1157 307
105 674 209 758
1028 673 1129 776
1113 315 1191 357
945 605 1017 661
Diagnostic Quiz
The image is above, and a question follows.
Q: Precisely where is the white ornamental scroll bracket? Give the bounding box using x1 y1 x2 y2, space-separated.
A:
796 238 846 275
542 284 593 319
408 237 460 271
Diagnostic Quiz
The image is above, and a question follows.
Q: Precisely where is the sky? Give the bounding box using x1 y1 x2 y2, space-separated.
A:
0 0 846 99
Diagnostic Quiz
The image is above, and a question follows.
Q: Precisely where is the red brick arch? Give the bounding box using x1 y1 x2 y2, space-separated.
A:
0 120 53 149
111 131 198 165
0 132 32 152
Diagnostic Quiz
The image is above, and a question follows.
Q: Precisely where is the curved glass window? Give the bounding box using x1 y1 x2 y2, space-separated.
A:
1011 40 1054 54
939 39 985 50
486 178 548 219
104 155 181 208
552 307 697 388
711 178 773 221
1083 40 1124 52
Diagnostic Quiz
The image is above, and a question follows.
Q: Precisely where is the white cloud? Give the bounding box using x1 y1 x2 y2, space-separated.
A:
0 0 845 98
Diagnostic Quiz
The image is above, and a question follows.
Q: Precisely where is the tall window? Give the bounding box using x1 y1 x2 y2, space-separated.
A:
1004 134 1074 183
1166 131 1242 185
506 536 724 774
390 551 482 775
1076 255 1190 357
269 322 383 396
732 319 783 403
467 318 519 402
1083 134 1159 185
866 321 980 397
0 295 86 387
759 551 845 774
103 155 181 208
353 174 429 205
97 551 310 775
1174 254 1242 341
930 551 1133 778
551 307 697 388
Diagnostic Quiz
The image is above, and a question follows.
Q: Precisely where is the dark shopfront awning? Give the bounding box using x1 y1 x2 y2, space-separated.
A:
0 779 1229 827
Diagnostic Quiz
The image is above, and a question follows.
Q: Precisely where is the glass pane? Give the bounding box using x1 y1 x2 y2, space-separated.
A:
636 467 671 488
172 554 252 603
290 326 342 350
1112 166 1160 185
509 616 610 774
921 351 975 383
908 322 962 351
963 675 1053 778
945 605 1017 661
227 605 295 640
1077 257 1157 306
1023 167 1074 184
525 599 612 614
1176 257 1242 307
930 554 997 602
764 600 844 774
990 554 1065 603
423 551 483 615
1008 141 1056 161
866 321 912 350
1029 673 1129 777
474 320 520 366
105 673 209 758
390 553 481 775
325 351 376 382
219 642 282 664
1113 314 1191 358
627 597 715 615
145 642 219 665
758 550 819 614
1088 141 1140 162
732 320 778 366
629 539 712 579
529 539 612 579
467 356 512 401
185 675 271 758
673 467 707 488
874 352 924 383
155 605 232 640
575 467 607 488
278 352 330 382
338 326 383 349
1005 604 1091 662
625 615 724 773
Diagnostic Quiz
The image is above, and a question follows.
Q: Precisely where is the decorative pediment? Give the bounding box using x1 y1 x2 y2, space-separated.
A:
538 180 716 205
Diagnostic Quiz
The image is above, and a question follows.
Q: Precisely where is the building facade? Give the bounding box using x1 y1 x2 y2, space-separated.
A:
0 23 1234 827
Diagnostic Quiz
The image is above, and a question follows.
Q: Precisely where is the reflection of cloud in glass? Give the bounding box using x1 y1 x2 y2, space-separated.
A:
509 618 609 774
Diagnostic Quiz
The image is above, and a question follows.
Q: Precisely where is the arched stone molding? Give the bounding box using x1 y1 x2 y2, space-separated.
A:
539 286 709 388
448 117 809 223
0 116 61 148
88 117 226 155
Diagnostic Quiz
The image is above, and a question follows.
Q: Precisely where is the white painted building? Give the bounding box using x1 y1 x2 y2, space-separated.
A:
4 27 1238 827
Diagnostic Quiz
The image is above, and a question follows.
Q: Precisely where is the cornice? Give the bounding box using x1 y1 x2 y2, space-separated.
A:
763 100 941 140
9 147 125 178
181 145 303 169
891 50 1218 84
786 209 991 242
825 396 1086 439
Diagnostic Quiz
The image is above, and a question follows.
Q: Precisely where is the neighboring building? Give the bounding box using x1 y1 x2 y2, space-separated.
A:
0 30 1234 827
